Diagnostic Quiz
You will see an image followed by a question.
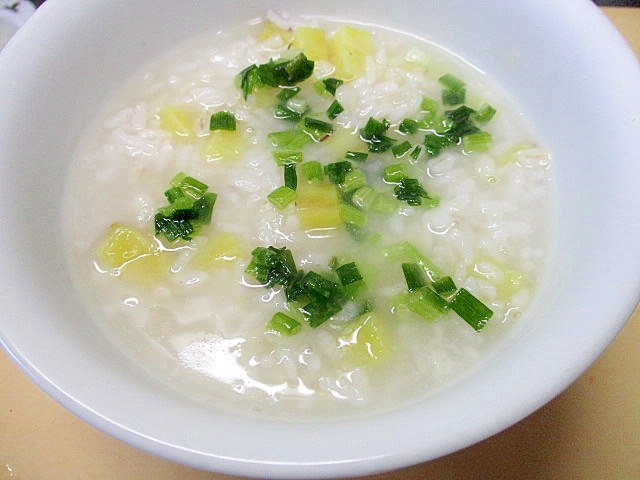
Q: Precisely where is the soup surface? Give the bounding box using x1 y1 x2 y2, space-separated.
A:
63 13 553 420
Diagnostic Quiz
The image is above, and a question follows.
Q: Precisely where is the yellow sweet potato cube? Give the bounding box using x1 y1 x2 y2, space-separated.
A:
329 26 374 81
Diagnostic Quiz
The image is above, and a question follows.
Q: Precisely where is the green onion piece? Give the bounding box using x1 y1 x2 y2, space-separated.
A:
402 262 428 291
267 186 297 209
420 96 439 117
164 186 185 203
154 214 195 242
360 117 396 153
345 222 379 244
442 87 466 106
277 86 301 101
432 276 457 297
339 168 367 193
448 288 493 331
327 99 344 119
351 186 377 210
301 300 343 328
409 145 422 161
371 193 399 214
346 151 369 162
392 140 413 158
272 150 303 166
284 163 297 191
335 262 363 286
274 103 305 121
302 117 334 141
340 203 367 228
191 192 218 224
383 163 407 183
324 160 353 184
301 161 324 182
394 178 431 206
405 287 448 321
267 312 302 336
209 111 237 131
268 130 311 149
461 131 493 154
301 270 343 301
245 246 298 287
382 241 443 282
474 103 497 122
238 64 260 100
399 118 419 135
257 53 315 88
423 133 450 158
438 73 466 91
155 173 217 242
322 77 344 96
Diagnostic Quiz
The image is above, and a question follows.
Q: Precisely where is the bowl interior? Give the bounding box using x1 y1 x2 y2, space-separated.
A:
1 0 639 478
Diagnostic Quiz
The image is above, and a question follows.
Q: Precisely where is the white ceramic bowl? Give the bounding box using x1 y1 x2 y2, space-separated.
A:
1 1 639 478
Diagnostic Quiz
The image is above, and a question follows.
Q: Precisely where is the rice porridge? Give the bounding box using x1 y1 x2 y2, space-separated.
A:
63 13 553 420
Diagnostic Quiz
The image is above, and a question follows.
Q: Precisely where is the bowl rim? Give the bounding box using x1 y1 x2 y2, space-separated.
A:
1 0 640 478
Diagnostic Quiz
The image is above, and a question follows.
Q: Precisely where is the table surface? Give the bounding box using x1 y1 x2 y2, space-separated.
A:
2 7 640 480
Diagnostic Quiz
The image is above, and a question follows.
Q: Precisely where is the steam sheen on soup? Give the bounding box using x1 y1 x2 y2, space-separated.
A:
63 13 553 420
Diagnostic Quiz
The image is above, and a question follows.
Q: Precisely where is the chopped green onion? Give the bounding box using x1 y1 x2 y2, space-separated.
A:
420 96 439 117
238 53 314 99
274 103 305 121
324 160 353 184
370 193 399 214
382 241 443 281
272 150 303 166
268 186 297 209
439 74 466 105
448 288 493 331
267 312 302 336
442 87 466 106
345 151 368 162
461 131 493 154
277 86 301 101
327 99 344 119
394 178 431 206
322 77 344 96
423 133 450 158
409 145 422 161
399 118 419 135
155 173 217 242
402 262 428 291
404 287 448 321
383 163 407 183
245 246 298 287
154 214 195 242
474 103 497 122
438 73 466 91
432 276 457 297
268 130 311 149
191 192 218 225
301 161 324 182
392 140 413 158
335 262 363 286
209 111 237 131
351 186 377 210
302 117 334 141
340 202 367 228
339 168 367 193
238 64 260 100
360 117 396 153
284 163 297 190
258 53 315 88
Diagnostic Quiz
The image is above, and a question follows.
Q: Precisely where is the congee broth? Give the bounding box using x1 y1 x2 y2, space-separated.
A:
63 13 553 420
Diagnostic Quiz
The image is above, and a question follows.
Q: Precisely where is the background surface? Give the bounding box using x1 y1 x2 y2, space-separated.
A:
1 5 640 480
